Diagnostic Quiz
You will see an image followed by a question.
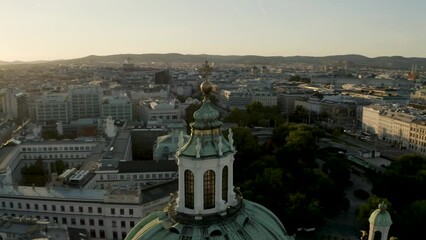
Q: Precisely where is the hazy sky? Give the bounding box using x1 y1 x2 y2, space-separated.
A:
2 0 426 61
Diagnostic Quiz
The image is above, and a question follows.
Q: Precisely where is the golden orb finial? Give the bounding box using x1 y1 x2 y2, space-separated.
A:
200 80 213 94
199 61 214 96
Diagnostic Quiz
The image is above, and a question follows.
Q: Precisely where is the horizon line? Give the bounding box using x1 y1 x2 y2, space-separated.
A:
1 52 426 63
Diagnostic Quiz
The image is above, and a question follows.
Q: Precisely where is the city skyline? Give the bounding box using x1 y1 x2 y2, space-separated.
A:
2 0 426 62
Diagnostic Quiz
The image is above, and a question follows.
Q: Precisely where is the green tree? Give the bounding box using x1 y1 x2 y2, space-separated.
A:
291 105 310 123
285 192 322 232
224 108 249 126
53 160 66 174
398 200 426 239
281 128 317 168
21 158 48 186
42 129 58 140
372 154 426 209
231 127 261 184
356 195 391 229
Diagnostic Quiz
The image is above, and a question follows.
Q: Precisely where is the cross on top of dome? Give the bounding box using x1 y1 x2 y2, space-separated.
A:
200 61 214 96
200 60 213 76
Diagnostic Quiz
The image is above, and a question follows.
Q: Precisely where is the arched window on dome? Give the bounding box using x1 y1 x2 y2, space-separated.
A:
222 166 228 202
184 170 194 209
203 170 215 209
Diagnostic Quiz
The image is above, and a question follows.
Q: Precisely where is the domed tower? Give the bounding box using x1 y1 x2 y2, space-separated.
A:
125 61 294 240
368 202 392 240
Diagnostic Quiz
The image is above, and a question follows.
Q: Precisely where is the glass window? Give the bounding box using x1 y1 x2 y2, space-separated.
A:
120 209 124 215
129 209 133 215
98 219 104 226
203 170 215 209
79 206 83 213
88 207 92 213
121 221 126 228
222 166 228 202
184 170 194 209
111 208 115 215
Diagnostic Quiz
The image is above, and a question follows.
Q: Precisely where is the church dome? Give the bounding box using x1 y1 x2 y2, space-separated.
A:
369 202 393 227
192 98 221 128
125 199 294 240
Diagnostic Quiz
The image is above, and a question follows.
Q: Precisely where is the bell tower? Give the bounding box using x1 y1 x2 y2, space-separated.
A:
175 61 237 217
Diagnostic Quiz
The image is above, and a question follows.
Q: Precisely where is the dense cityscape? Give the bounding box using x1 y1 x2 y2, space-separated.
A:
0 55 425 239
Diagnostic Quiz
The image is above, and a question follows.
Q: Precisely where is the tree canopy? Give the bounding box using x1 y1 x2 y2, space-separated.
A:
224 101 284 127
21 158 48 187
368 154 426 238
231 123 347 234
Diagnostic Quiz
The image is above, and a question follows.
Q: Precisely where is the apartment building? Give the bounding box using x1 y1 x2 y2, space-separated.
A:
35 93 70 124
362 105 426 153
101 95 132 121
0 182 175 240
68 85 102 120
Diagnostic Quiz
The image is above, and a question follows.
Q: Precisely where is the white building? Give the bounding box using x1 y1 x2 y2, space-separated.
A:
35 93 70 124
68 85 102 120
362 104 426 153
252 90 277 107
215 88 277 110
139 99 181 125
94 160 177 189
101 95 132 121
0 182 174 240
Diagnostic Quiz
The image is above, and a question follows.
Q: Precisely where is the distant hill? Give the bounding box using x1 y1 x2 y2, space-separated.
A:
0 60 47 66
2 53 426 70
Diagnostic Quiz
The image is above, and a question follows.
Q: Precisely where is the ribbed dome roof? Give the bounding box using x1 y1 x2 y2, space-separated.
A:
125 200 294 240
191 98 221 129
369 203 392 227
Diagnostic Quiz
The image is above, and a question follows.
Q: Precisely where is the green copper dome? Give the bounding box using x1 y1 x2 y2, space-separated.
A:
125 199 294 240
369 203 392 227
191 98 221 129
